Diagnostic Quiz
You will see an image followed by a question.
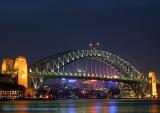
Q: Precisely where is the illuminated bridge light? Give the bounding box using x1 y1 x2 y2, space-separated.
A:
69 73 73 76
51 70 54 73
83 73 86 76
29 69 32 73
60 72 63 75
14 71 18 74
74 73 77 76
77 70 82 73
55 72 58 76
88 74 90 77
65 73 68 76
97 54 101 57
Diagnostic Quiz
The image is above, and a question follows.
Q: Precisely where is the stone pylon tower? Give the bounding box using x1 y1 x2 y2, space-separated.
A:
1 58 14 73
149 72 157 98
14 56 28 88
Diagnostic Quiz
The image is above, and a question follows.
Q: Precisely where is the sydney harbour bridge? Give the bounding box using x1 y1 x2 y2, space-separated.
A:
28 48 149 97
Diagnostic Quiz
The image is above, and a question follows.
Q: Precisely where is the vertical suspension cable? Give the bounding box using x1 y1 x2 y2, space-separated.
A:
95 60 97 75
76 60 79 73
105 64 107 76
72 60 75 74
108 65 110 76
103 63 105 76
102 62 104 76
97 60 99 76
90 58 92 76
62 65 64 73
85 59 87 75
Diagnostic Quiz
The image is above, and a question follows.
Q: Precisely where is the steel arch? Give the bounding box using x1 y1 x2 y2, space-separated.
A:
29 49 145 82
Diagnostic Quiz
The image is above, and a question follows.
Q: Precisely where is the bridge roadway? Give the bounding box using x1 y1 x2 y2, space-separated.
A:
29 72 148 84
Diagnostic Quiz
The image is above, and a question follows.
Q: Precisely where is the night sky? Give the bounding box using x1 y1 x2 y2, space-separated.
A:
0 0 160 77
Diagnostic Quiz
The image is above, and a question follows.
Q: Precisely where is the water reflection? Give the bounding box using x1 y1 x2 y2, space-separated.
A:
0 100 160 113
67 103 75 113
15 101 28 113
108 102 117 113
90 105 96 113
150 101 159 113
151 104 158 113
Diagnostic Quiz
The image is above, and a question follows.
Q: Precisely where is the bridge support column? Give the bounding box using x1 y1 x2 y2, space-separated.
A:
14 56 28 88
130 83 145 98
149 72 158 98
31 77 44 89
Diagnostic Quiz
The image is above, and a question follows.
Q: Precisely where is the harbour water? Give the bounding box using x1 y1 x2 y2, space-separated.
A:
0 99 160 113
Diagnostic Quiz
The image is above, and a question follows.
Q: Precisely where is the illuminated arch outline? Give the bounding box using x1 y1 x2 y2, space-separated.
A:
29 49 146 82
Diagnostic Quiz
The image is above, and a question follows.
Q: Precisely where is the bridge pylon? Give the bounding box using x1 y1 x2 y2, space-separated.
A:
149 72 158 98
14 56 28 89
130 82 147 98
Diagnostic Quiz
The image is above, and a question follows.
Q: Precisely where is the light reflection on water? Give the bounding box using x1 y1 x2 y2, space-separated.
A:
151 103 159 113
109 103 117 113
0 99 160 113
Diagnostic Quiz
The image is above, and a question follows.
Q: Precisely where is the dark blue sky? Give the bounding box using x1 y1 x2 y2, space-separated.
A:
0 0 160 76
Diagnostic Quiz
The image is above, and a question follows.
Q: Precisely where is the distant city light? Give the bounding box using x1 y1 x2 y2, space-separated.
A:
89 44 92 47
90 80 97 82
96 42 100 46
69 79 76 83
62 78 66 81
77 70 82 72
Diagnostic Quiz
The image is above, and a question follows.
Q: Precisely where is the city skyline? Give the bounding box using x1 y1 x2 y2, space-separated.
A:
0 0 160 77
0 1 160 112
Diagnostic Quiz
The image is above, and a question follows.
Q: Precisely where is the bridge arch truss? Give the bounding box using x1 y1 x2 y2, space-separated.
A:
28 49 149 97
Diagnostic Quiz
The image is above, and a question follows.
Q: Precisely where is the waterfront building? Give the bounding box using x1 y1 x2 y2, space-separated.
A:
0 82 26 99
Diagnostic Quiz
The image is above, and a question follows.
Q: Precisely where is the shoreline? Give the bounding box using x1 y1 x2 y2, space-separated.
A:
0 98 159 101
